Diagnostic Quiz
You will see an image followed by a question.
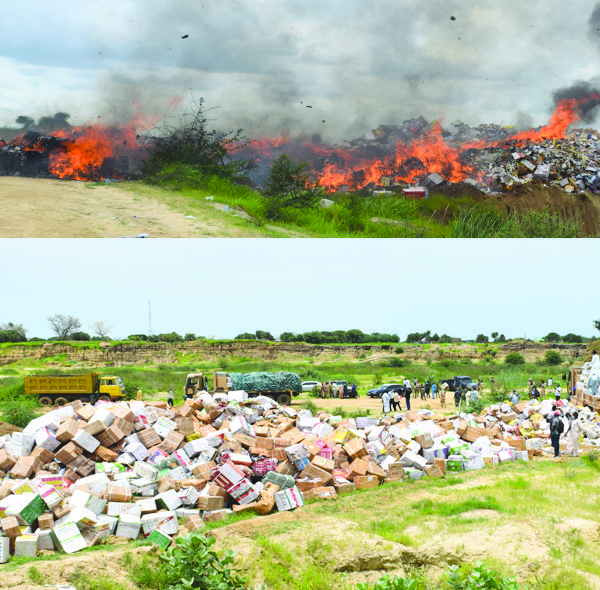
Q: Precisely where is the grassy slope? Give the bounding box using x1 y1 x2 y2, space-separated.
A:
6 457 600 589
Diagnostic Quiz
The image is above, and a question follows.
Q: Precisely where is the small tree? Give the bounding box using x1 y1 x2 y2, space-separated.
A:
544 332 561 343
491 331 499 341
90 321 112 340
48 314 82 339
70 331 91 341
0 330 27 343
263 154 322 219
184 333 196 341
476 334 489 343
544 350 563 365
280 332 298 342
504 352 525 365
235 333 256 340
562 333 583 343
0 322 26 338
497 334 507 342
255 330 275 341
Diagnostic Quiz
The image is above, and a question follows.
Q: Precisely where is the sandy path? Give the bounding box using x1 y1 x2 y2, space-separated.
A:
0 177 267 237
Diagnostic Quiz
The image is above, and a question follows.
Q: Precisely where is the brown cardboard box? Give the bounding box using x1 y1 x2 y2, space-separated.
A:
37 513 54 530
157 477 178 493
198 496 224 511
254 437 274 450
333 482 356 494
276 460 295 475
300 463 333 485
254 426 270 437
179 479 206 491
505 437 526 451
438 421 454 432
184 514 205 531
366 461 387 478
10 456 39 479
0 450 16 471
2 516 21 538
348 458 368 478
106 484 132 502
83 420 106 436
174 417 194 436
159 431 185 454
303 486 337 501
354 475 380 490
302 440 320 459
138 428 162 449
425 465 444 478
281 427 305 445
462 426 493 443
456 419 468 436
312 455 335 472
343 437 368 459
96 425 125 447
112 405 136 423
190 461 216 480
204 483 229 499
178 405 195 418
56 418 79 442
31 447 54 465
94 445 119 463
53 504 71 519
414 433 433 449
75 404 96 422
388 462 404 478
273 448 287 462
433 457 446 474
233 433 256 448
55 442 79 465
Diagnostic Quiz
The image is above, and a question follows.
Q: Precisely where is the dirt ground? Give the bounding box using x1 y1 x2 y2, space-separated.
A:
0 177 266 237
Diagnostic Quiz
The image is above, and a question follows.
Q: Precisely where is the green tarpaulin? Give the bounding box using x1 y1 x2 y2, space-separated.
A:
229 372 302 394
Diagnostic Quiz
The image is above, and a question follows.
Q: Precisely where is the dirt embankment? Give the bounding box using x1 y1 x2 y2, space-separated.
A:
0 340 588 368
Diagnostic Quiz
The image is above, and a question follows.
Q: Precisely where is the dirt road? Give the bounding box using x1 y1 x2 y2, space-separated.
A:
0 177 269 237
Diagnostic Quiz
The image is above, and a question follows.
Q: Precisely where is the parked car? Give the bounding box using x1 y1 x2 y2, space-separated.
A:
301 380 322 393
439 376 476 392
367 383 406 398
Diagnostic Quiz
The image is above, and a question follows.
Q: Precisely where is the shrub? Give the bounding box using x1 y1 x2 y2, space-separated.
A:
544 350 563 365
504 352 525 365
263 153 322 220
1 399 38 428
159 531 246 590
394 346 404 354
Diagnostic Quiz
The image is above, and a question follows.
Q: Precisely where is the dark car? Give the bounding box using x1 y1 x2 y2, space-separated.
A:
440 376 476 392
367 383 406 398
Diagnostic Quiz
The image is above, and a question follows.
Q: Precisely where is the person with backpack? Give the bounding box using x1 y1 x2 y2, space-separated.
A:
550 410 564 457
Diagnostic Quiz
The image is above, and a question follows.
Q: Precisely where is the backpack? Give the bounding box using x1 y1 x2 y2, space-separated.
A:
552 416 564 434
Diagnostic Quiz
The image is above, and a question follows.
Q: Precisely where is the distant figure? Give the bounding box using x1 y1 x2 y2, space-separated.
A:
431 382 437 399
469 389 479 406
382 390 391 414
440 382 448 408
350 383 357 398
490 376 496 393
510 390 520 405
454 388 462 408
404 386 412 411
548 377 553 390
343 384 349 398
168 387 174 406
391 390 400 412
550 410 564 457
312 384 319 398
565 411 583 457
554 384 562 401
136 387 142 401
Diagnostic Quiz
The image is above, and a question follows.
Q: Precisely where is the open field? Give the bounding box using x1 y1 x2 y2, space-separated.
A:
4 457 600 589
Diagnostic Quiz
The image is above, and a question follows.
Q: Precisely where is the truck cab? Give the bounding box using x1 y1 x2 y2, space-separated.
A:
184 373 211 398
98 376 126 401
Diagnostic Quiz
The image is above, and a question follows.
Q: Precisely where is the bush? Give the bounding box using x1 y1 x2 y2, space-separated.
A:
160 531 246 590
1 399 38 428
70 331 91 341
0 330 27 343
142 98 248 183
504 352 525 365
394 346 404 354
263 153 322 220
544 350 563 365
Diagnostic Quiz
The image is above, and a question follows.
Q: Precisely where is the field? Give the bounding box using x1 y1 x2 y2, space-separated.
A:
4 457 600 589
0 174 596 238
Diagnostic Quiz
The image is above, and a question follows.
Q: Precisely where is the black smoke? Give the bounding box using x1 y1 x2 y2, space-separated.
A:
552 81 600 122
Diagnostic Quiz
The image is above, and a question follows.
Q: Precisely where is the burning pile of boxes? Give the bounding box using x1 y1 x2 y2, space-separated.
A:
0 391 579 562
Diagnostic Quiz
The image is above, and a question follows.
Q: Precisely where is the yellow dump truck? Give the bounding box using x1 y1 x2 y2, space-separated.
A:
24 372 126 406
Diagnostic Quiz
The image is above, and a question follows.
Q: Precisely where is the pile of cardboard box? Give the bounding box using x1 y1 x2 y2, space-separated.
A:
0 391 578 562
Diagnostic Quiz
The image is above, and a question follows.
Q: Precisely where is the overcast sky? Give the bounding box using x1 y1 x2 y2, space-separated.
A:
1 239 597 341
2 0 600 141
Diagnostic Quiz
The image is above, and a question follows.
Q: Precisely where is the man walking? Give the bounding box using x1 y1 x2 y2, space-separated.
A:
168 387 174 407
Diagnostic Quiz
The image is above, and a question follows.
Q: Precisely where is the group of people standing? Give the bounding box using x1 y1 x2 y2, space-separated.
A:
315 382 357 399
549 405 583 457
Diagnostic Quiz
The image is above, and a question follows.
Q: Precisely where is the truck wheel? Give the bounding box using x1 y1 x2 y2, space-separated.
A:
276 393 291 405
186 388 195 397
39 396 53 406
98 395 110 402
54 397 68 406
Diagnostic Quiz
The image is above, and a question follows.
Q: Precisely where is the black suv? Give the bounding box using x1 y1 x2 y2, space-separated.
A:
367 383 406 398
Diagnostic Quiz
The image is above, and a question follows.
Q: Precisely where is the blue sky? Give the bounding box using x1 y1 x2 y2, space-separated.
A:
1 239 597 340
1 0 600 140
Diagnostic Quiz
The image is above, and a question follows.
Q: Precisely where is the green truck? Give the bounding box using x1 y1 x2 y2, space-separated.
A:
24 372 126 406
183 371 302 405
